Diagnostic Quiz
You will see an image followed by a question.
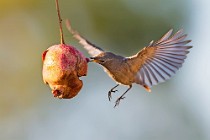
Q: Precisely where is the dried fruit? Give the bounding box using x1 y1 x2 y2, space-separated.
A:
42 0 88 99
42 44 88 99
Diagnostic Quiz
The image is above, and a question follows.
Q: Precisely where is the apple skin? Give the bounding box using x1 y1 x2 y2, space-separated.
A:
42 44 88 99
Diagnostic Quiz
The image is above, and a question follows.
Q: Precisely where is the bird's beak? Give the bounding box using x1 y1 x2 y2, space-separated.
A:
90 57 100 63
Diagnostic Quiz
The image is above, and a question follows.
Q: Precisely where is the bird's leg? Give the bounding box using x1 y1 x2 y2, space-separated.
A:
114 85 132 108
108 84 119 101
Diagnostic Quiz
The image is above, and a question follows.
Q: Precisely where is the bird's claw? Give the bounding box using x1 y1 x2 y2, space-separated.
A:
108 89 118 101
114 96 125 108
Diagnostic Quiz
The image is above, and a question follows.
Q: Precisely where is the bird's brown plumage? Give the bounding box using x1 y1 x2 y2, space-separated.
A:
127 29 192 89
66 20 192 106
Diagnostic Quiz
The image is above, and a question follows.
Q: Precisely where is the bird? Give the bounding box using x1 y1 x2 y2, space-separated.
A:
66 20 192 107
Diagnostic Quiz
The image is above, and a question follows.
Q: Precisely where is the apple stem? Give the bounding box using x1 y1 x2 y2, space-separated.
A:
55 0 65 44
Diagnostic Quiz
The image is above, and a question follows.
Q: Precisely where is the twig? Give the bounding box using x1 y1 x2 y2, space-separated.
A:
55 0 65 44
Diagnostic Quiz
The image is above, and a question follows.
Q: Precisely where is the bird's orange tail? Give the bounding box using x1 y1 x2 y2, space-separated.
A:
143 85 151 92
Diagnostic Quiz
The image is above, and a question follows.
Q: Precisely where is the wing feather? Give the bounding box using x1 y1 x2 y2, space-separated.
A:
127 29 192 88
156 29 173 44
143 66 152 85
66 20 104 57
144 63 159 84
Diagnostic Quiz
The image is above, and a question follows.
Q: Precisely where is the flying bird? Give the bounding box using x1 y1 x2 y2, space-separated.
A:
66 20 192 107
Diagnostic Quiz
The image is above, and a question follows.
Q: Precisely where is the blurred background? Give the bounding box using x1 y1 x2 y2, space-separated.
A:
0 0 209 140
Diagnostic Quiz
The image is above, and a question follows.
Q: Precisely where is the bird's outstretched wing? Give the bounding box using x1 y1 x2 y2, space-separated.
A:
127 29 192 89
66 20 104 57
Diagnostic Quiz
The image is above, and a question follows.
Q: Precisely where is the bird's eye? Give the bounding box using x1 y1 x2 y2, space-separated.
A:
100 60 105 63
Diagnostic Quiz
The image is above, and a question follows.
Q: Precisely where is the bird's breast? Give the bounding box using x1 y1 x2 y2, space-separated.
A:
103 61 135 85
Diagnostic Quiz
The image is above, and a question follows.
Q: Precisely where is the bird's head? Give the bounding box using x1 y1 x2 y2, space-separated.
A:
90 52 118 65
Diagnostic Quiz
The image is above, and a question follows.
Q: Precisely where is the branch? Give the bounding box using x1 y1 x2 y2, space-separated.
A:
55 0 65 44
